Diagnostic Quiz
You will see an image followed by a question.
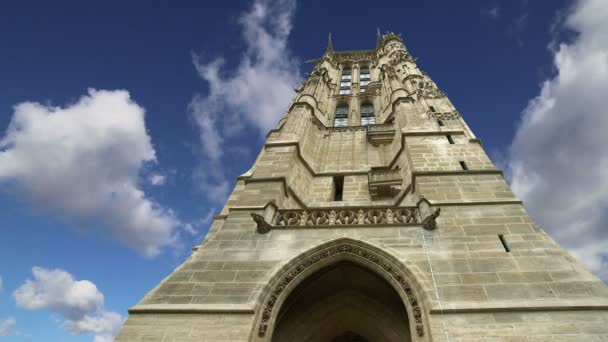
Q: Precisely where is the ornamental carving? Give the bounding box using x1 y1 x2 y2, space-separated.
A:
257 243 425 338
275 207 418 227
389 49 413 65
416 81 445 99
429 110 460 121
380 63 398 80
333 50 376 64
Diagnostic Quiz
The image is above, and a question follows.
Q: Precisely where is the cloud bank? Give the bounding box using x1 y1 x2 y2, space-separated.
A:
14 267 123 342
507 0 608 281
0 318 16 336
189 0 302 203
0 89 182 257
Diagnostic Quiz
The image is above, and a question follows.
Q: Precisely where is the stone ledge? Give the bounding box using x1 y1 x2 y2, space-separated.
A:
128 304 255 314
430 299 608 314
429 199 523 206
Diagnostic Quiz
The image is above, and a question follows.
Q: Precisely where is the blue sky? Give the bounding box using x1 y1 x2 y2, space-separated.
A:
1 0 607 340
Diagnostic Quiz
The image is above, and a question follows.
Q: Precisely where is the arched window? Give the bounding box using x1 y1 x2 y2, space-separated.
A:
339 69 351 95
360 104 375 126
359 67 370 93
334 105 349 127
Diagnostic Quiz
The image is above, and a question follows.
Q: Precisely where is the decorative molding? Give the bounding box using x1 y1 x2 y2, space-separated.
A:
274 207 419 228
429 110 460 121
257 242 425 338
333 50 376 64
128 304 254 314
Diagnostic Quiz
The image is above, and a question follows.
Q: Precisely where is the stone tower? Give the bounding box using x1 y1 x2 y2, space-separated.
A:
117 32 608 341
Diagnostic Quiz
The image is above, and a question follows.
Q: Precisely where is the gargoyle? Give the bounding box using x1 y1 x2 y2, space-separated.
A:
251 213 272 234
421 208 441 231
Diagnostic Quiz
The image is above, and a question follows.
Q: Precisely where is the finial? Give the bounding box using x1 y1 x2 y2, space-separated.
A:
326 32 334 53
376 27 382 48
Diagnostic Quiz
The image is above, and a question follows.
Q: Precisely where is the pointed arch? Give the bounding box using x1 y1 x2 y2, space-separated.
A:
249 237 432 341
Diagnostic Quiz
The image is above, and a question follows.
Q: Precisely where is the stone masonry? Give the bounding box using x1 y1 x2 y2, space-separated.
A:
116 32 608 341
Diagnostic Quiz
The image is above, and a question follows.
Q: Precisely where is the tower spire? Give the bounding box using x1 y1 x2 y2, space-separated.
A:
376 27 382 48
326 33 334 53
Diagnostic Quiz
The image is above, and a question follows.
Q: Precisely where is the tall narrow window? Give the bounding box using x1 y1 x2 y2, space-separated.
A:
429 105 436 112
359 67 370 93
446 135 454 144
360 104 375 126
437 119 445 127
339 69 351 95
459 161 468 170
334 105 349 127
498 235 510 252
333 176 344 201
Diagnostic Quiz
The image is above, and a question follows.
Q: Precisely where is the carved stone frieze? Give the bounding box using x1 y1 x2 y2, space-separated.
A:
429 110 460 121
257 243 425 337
275 207 418 228
333 50 376 64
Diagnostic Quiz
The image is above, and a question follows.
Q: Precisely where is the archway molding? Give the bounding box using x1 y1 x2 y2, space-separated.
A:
249 237 432 341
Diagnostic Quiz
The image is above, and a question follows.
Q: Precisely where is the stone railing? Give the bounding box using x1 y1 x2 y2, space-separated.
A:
275 207 418 227
366 123 396 146
368 168 402 200
251 201 440 234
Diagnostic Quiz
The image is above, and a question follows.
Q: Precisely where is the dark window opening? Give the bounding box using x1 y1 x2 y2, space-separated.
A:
429 105 436 112
339 69 352 95
334 106 349 127
359 68 370 93
360 104 375 126
459 161 468 170
498 235 510 252
447 135 454 144
333 176 344 201
437 119 444 126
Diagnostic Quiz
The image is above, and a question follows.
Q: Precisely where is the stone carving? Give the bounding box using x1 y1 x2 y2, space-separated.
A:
380 63 398 80
257 243 425 337
251 213 272 234
421 208 441 231
275 207 418 227
416 80 445 99
333 51 376 64
389 49 413 65
429 110 460 121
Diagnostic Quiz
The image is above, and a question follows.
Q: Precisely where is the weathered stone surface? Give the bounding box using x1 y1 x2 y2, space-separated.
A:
116 32 608 342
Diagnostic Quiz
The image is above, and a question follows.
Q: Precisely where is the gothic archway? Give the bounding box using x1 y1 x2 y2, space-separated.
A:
250 238 430 341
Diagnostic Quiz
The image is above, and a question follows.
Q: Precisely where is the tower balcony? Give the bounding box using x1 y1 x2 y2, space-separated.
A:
366 123 396 146
368 168 402 200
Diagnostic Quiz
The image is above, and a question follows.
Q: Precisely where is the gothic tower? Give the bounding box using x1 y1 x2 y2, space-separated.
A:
117 33 608 341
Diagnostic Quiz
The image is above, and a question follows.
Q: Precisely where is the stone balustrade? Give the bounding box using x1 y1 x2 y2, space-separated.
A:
368 168 402 199
274 207 418 227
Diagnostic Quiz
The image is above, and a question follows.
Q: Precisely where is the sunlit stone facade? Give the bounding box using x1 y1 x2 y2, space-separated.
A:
117 32 608 341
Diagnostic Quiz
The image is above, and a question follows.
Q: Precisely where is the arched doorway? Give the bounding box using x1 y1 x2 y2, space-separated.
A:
271 261 412 342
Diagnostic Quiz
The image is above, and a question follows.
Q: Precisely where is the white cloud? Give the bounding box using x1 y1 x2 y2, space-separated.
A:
189 0 301 203
507 0 608 281
482 4 501 20
0 89 182 257
14 267 124 341
148 173 166 186
0 318 16 336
